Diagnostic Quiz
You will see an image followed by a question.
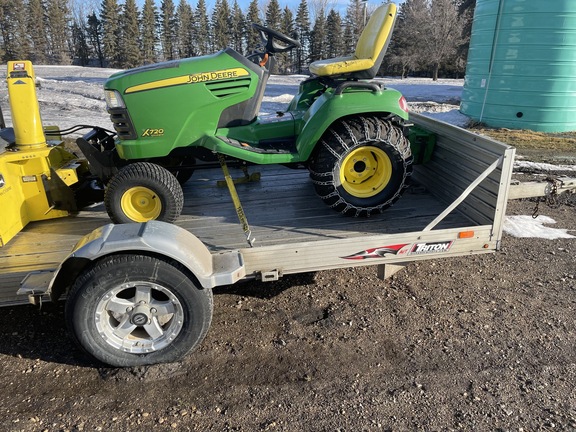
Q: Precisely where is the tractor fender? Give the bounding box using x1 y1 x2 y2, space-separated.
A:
295 87 409 161
49 221 245 301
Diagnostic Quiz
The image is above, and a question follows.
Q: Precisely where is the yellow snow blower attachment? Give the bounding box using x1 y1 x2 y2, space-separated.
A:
0 61 96 247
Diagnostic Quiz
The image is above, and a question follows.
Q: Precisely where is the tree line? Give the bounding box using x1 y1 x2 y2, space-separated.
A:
0 0 475 79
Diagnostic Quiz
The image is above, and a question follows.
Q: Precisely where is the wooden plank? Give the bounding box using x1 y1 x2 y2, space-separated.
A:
508 176 576 200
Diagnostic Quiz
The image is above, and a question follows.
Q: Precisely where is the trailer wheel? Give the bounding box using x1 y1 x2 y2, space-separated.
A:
65 254 213 367
105 162 184 223
309 116 413 216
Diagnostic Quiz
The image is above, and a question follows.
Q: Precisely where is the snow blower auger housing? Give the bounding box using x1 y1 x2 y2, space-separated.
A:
0 61 103 247
81 2 415 224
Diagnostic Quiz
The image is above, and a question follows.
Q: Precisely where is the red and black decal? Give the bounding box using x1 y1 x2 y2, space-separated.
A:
342 244 409 260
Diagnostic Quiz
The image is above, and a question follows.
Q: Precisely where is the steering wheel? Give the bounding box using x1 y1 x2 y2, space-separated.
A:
252 23 300 55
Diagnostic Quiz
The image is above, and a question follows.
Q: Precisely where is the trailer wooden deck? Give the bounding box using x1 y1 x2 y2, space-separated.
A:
2 113 518 306
0 164 473 306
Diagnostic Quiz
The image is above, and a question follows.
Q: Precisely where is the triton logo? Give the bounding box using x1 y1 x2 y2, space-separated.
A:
409 241 453 255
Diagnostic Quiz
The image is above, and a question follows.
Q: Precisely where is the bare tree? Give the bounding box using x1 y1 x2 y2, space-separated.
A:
388 0 426 78
390 0 465 80
425 0 466 80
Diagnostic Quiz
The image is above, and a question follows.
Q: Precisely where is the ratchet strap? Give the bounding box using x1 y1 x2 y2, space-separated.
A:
217 153 255 247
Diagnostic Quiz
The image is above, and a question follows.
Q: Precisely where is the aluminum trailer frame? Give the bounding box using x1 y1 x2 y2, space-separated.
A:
10 113 516 306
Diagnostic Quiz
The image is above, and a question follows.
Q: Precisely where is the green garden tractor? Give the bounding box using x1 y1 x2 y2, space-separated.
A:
79 2 413 225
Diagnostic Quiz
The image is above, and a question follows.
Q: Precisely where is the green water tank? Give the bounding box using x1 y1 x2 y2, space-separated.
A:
460 0 576 132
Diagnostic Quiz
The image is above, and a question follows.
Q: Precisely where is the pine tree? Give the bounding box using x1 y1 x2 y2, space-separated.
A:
343 0 364 53
46 0 71 64
245 0 261 56
0 0 30 61
141 0 158 64
309 13 326 62
211 0 231 51
325 9 343 58
101 0 121 67
160 0 176 60
28 0 48 63
294 0 310 73
71 20 90 65
86 12 104 67
11 0 30 60
265 0 281 29
278 6 295 73
458 0 476 70
176 0 194 58
230 0 245 55
120 0 141 68
194 0 210 55
0 3 7 60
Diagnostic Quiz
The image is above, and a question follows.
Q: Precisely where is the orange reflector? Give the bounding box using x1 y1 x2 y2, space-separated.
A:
458 231 475 239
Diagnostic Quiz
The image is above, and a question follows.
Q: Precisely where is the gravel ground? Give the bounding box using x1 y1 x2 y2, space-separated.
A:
0 192 574 431
2 62 574 432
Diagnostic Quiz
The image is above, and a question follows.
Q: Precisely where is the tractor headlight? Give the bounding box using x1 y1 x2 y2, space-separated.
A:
104 90 125 109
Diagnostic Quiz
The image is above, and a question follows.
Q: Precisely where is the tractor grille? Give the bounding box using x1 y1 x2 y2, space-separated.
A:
206 78 251 98
108 108 138 140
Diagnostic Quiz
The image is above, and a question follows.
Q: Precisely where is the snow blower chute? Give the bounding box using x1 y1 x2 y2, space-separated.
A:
0 61 102 247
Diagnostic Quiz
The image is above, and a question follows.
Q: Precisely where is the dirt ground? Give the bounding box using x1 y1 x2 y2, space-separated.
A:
1 129 575 431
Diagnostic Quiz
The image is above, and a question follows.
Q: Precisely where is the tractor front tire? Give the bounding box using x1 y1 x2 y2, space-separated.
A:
65 254 213 367
104 162 184 224
310 116 413 217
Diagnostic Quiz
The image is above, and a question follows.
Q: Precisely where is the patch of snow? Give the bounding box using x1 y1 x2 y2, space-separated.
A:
514 160 576 173
504 215 575 239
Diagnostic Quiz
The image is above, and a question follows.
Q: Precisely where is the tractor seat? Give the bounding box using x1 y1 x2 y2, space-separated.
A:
309 3 397 79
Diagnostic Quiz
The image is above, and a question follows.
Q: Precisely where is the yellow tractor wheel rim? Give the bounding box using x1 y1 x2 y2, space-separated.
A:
121 186 162 222
340 147 393 198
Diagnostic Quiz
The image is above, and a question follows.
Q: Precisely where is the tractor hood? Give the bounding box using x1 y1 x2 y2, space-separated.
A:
103 49 267 159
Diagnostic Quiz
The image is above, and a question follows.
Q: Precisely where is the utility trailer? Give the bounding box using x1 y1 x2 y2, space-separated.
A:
0 113 535 366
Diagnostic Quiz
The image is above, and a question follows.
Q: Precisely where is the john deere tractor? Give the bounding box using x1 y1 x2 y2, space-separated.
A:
79 2 413 224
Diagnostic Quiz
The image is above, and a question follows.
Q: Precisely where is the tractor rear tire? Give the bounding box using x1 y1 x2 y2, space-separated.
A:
104 162 184 224
309 116 413 217
65 254 213 367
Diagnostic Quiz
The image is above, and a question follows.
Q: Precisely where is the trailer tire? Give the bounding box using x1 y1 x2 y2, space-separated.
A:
65 254 213 367
105 162 184 224
309 116 413 217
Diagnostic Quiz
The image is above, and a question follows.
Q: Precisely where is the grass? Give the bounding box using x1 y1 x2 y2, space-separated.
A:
468 124 576 164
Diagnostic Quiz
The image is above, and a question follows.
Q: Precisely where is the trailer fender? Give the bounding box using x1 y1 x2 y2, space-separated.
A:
49 221 245 302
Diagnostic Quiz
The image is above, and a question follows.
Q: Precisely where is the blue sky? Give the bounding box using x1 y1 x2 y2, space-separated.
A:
217 0 404 15
131 0 404 19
